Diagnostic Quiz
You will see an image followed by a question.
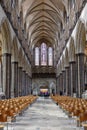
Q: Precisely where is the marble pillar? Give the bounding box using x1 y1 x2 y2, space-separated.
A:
76 54 85 98
0 61 2 92
62 70 66 95
11 61 18 97
60 73 63 94
23 71 26 96
2 53 11 99
58 74 60 94
18 67 22 96
65 66 70 95
28 75 30 94
29 77 32 95
57 77 59 94
56 77 58 94
21 70 25 96
57 76 60 94
69 61 76 96
27 74 29 95
25 73 27 96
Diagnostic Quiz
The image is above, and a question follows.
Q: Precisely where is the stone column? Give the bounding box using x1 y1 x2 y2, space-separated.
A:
28 75 30 94
69 61 76 96
58 75 60 94
56 77 58 94
58 74 61 94
26 75 28 95
23 71 26 96
39 47 41 66
25 73 27 96
47 47 48 66
60 72 63 94
21 70 25 96
33 48 35 65
29 77 32 94
11 61 18 97
26 73 29 95
84 63 87 90
65 66 70 96
18 66 22 96
2 53 11 99
62 70 66 95
0 60 2 92
76 54 85 98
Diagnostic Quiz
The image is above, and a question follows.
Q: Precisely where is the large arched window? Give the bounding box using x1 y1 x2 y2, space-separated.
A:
41 43 47 66
48 47 53 66
35 47 39 66
34 43 53 66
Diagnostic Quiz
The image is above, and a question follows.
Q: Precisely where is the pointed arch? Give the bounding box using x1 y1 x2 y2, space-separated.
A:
75 20 86 54
0 18 12 54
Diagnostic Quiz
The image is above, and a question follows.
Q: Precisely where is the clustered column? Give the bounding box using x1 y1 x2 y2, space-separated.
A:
56 77 58 94
56 53 85 98
18 66 22 96
62 70 66 94
60 72 63 94
69 61 76 96
22 70 26 96
2 53 11 99
76 53 85 98
11 61 18 97
65 66 70 95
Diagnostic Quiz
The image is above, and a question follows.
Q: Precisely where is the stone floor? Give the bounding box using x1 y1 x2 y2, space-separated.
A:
4 97 83 130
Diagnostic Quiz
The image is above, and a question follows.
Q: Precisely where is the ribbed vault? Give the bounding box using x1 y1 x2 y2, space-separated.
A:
18 0 67 58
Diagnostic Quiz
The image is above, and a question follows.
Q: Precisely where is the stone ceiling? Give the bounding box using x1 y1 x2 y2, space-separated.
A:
19 0 67 50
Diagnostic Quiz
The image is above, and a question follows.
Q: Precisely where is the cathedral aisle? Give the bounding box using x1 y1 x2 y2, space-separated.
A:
5 97 82 130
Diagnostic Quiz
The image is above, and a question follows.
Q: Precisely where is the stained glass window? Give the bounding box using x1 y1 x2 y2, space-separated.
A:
35 47 39 66
48 47 53 66
41 43 47 66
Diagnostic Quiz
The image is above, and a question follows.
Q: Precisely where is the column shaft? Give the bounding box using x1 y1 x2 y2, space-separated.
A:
22 70 25 96
69 62 76 96
76 54 85 97
2 53 11 99
60 73 63 94
65 67 69 95
18 67 22 96
62 70 66 95
11 62 18 97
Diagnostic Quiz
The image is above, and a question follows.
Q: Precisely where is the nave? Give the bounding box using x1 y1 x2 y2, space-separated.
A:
0 1 87 130
4 97 82 130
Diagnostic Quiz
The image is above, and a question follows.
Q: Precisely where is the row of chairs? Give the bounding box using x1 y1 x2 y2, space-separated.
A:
0 95 37 122
51 95 87 124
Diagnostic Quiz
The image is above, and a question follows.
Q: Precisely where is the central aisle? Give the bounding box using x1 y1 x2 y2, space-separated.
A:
7 97 82 130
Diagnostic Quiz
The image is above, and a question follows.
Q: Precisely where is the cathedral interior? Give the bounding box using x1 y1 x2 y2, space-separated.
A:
0 0 87 130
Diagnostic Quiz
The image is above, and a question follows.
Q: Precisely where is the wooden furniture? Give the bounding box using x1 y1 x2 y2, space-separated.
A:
0 95 37 122
51 95 87 128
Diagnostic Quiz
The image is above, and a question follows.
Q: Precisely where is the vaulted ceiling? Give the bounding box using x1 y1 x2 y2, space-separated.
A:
18 0 68 62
